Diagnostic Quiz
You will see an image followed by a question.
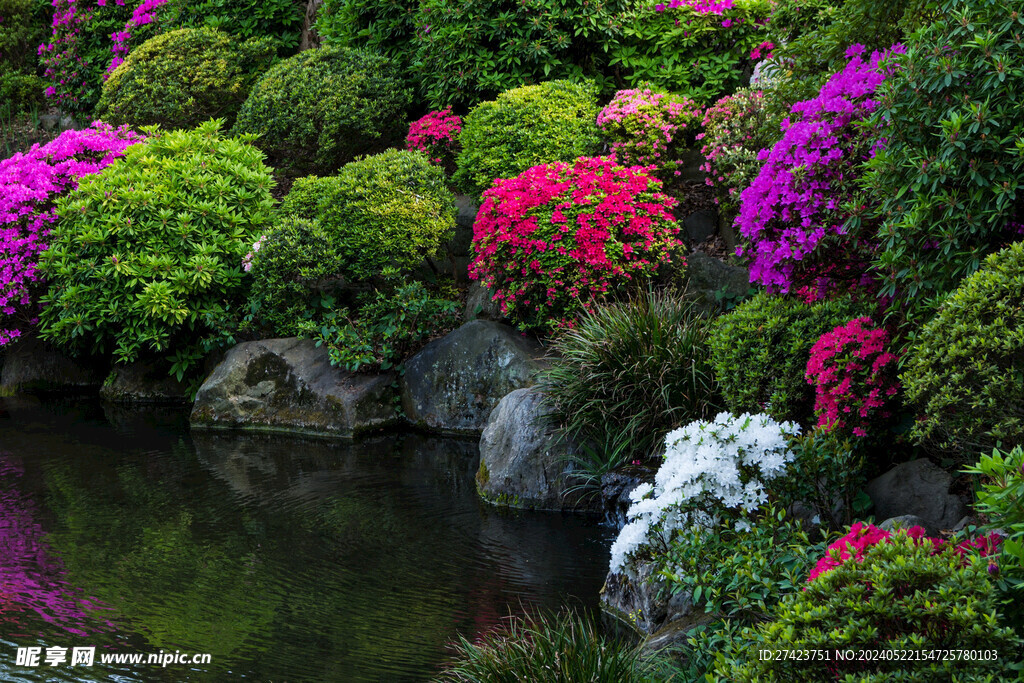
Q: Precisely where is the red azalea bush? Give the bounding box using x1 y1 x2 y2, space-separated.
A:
805 316 900 438
468 156 681 330
406 107 462 174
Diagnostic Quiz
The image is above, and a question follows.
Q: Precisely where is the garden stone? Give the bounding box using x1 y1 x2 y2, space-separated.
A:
0 334 106 395
601 469 656 529
683 252 751 314
100 361 191 405
601 560 694 635
683 209 717 243
400 320 547 435
866 459 967 533
879 514 937 538
463 281 503 322
190 337 399 438
450 194 479 258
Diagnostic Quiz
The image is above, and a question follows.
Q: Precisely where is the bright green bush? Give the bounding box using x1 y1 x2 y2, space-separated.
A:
708 292 866 424
861 0 1024 318
539 289 720 468
38 120 275 379
233 45 411 172
714 532 1022 681
902 241 1024 455
453 80 601 200
97 28 276 130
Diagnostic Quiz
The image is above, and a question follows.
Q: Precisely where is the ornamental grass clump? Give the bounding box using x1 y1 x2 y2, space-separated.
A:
596 85 703 180
0 122 144 347
38 120 275 380
469 156 681 331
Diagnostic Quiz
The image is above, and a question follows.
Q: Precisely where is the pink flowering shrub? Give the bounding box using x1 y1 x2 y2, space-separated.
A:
596 85 703 180
469 156 681 330
805 316 900 439
807 522 1002 583
0 122 143 347
655 0 734 15
106 0 168 76
38 0 92 108
405 107 462 174
736 44 903 294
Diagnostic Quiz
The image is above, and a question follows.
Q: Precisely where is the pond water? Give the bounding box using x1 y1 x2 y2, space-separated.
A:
0 396 613 682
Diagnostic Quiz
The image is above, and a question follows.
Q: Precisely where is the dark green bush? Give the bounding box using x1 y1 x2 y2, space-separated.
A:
708 292 866 425
314 0 417 65
233 45 411 172
173 0 303 56
97 28 276 130
902 241 1024 455
714 532 1022 681
539 289 720 468
38 120 275 379
453 80 601 200
777 428 868 529
0 68 46 114
0 0 49 73
860 0 1024 319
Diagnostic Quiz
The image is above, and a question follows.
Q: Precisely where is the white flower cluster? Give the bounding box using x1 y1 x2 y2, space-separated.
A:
608 412 799 575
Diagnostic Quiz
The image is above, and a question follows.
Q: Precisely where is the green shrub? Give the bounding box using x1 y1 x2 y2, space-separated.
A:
860 0 1024 319
173 0 303 56
233 45 411 172
0 0 49 73
902 242 1023 455
777 428 868 529
0 68 46 114
539 289 720 467
314 0 417 65
38 120 275 379
708 292 866 425
453 80 601 200
437 609 651 683
97 28 276 130
714 532 1022 681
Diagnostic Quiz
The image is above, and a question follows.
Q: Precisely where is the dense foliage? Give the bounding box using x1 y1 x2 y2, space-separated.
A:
173 0 302 56
233 45 411 172
902 241 1024 455
469 156 680 330
38 121 275 379
314 0 416 65
97 28 276 129
0 0 49 77
453 80 601 200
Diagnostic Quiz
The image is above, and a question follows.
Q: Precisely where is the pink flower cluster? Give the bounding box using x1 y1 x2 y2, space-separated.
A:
697 88 768 212
105 0 167 76
0 122 143 346
808 522 1002 583
242 234 267 273
405 107 462 170
736 45 904 293
655 0 735 15
805 316 900 438
38 0 108 106
749 40 774 60
469 156 681 329
596 87 703 179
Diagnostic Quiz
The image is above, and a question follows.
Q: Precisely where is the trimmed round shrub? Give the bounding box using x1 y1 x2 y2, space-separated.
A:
715 531 1021 681
453 80 602 200
902 241 1024 455
233 45 411 172
468 156 681 331
38 120 275 379
539 289 720 468
96 28 276 129
708 293 867 425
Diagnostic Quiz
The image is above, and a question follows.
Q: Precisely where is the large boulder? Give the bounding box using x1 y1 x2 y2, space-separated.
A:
400 320 547 435
100 361 191 404
866 459 968 533
477 387 594 511
0 334 105 395
190 338 399 438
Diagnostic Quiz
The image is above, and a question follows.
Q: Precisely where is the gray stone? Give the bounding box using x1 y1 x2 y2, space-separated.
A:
463 281 503 322
400 320 547 435
190 337 399 438
0 334 105 395
683 209 717 243
601 469 655 529
866 459 967 533
678 148 706 183
450 194 479 258
642 612 717 655
683 251 752 314
879 514 936 537
477 387 595 511
601 561 694 635
100 361 190 404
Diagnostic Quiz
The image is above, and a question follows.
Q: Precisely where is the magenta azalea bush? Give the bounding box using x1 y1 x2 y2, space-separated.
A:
405 107 462 173
106 0 168 76
596 85 703 180
469 156 681 330
38 0 92 107
0 121 143 346
736 44 903 294
804 316 900 439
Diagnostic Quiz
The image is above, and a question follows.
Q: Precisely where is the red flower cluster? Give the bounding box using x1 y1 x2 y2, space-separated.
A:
469 156 681 330
805 316 900 438
808 522 1002 583
406 107 462 171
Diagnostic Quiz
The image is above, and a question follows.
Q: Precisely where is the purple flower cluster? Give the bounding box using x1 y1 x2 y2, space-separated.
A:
105 0 167 76
736 45 904 293
0 122 144 346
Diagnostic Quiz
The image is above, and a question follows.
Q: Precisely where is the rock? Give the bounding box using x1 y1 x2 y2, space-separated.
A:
879 514 936 537
683 251 751 314
463 281 503 322
642 612 717 655
601 469 655 529
866 459 967 533
39 114 60 131
601 560 694 635
0 334 106 395
400 320 547 435
450 194 479 258
683 209 717 244
190 337 399 438
677 148 706 183
477 387 595 511
100 361 191 404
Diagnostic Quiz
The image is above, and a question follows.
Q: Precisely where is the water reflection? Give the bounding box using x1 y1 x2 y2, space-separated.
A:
0 398 612 682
